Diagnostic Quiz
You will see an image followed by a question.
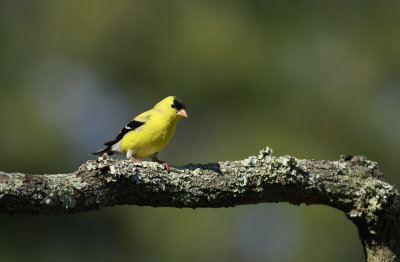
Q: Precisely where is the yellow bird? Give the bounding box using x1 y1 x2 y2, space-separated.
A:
92 96 188 171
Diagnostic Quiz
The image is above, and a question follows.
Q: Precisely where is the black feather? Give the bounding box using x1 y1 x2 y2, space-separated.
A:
172 96 185 110
91 120 145 155
106 120 145 146
91 147 114 156
103 140 116 147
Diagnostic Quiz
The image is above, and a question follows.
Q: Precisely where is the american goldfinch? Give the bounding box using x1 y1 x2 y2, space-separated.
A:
92 96 188 171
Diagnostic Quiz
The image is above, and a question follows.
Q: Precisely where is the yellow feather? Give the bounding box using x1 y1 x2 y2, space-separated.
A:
119 96 182 158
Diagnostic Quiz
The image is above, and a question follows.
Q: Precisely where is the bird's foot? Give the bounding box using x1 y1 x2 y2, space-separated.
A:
155 160 170 172
129 156 142 163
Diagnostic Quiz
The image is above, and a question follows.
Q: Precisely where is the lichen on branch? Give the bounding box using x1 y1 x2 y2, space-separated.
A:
0 147 398 261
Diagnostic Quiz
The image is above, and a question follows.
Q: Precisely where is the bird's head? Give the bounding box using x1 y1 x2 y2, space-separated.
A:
154 96 188 118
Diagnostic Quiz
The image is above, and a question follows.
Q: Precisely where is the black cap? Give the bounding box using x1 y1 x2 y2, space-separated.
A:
172 96 186 110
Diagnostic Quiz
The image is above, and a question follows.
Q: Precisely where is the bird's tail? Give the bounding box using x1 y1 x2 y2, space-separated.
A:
90 147 114 156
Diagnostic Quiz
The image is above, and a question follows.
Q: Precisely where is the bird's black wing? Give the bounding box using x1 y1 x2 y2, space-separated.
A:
103 120 145 146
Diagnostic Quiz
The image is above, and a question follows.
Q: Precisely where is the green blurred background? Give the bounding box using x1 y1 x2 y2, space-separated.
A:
1 1 399 261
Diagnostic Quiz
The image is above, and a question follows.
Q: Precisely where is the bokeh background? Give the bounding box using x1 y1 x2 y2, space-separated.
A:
1 1 399 261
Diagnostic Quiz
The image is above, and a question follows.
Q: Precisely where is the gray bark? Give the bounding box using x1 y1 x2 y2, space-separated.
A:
0 147 398 261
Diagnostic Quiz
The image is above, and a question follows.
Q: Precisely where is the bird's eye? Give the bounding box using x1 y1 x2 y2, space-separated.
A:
171 104 176 108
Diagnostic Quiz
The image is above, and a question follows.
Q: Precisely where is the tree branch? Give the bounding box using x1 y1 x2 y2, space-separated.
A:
0 147 398 261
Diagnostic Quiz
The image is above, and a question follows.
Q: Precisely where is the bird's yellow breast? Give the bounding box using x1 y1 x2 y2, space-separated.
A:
119 110 179 158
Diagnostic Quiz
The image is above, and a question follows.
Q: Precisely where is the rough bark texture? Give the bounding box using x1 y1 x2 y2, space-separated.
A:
0 147 398 261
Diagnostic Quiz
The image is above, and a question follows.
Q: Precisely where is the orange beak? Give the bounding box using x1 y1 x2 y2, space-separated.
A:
176 109 188 118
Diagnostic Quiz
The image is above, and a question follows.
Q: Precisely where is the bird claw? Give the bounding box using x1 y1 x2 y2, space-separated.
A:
129 156 142 163
155 160 170 172
162 162 171 172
